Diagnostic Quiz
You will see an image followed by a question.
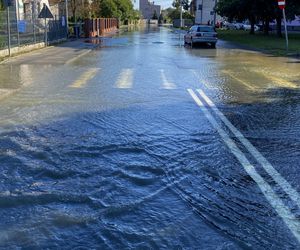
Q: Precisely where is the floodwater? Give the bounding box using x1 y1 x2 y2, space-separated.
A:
0 26 299 249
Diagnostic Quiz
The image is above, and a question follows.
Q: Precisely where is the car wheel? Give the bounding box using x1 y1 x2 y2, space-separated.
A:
191 38 193 48
211 43 216 48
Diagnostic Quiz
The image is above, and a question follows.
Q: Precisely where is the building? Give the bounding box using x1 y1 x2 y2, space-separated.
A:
194 0 219 25
139 0 161 20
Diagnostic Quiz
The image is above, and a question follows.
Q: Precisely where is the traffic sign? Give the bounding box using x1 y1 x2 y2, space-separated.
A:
3 0 13 7
278 0 285 10
38 4 54 19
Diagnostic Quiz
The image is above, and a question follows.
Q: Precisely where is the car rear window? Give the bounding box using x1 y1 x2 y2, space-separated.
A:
197 26 214 32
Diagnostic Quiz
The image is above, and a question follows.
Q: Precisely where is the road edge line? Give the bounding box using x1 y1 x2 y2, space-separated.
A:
197 88 300 209
187 88 300 243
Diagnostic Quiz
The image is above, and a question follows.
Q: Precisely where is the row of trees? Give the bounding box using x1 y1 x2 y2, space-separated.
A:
69 0 140 23
216 0 300 36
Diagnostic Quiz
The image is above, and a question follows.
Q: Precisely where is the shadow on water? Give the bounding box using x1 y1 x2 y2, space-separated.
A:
0 99 299 249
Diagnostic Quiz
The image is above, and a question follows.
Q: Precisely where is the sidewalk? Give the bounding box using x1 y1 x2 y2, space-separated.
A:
0 39 100 65
0 39 100 101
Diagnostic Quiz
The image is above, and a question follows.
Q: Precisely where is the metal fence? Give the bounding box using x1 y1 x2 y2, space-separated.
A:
0 1 67 53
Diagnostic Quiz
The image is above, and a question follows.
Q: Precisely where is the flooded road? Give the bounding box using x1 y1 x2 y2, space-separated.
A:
0 26 300 249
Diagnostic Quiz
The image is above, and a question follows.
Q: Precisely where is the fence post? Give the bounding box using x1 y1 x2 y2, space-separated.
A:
16 0 20 46
6 6 11 56
32 0 36 43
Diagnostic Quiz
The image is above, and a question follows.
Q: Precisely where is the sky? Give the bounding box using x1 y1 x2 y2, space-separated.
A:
134 0 173 10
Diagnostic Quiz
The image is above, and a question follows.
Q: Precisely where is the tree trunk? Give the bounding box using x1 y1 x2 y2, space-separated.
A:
264 18 269 35
276 16 282 37
250 15 255 35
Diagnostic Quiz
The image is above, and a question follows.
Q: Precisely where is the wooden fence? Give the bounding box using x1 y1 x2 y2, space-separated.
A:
84 18 118 38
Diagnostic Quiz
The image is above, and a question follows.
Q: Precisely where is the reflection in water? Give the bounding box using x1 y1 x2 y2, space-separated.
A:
0 65 33 89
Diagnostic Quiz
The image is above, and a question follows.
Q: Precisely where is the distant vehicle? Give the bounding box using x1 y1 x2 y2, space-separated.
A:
242 22 259 31
233 22 244 30
184 25 218 48
223 21 236 30
223 21 243 30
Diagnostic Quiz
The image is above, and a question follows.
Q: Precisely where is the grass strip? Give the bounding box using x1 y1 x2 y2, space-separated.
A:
217 29 300 57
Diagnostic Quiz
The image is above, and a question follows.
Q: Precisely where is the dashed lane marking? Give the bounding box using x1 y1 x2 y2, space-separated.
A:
160 69 177 89
115 68 134 89
188 88 300 243
69 68 99 88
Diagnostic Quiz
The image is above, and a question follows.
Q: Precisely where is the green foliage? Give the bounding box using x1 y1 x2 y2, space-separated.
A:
99 0 119 18
167 8 193 20
172 0 190 11
91 0 136 21
216 0 300 23
216 0 300 35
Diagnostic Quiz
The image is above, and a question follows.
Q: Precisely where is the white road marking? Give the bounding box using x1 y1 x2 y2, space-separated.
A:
222 70 256 90
187 89 300 243
197 88 300 209
69 68 99 88
250 69 298 89
115 68 134 89
65 50 92 65
160 69 176 89
263 74 298 89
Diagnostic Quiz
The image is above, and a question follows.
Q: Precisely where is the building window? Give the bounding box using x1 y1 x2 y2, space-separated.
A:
198 4 202 10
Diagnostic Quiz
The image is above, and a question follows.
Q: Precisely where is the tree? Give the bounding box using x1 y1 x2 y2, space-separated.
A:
167 7 194 21
99 0 119 18
91 0 136 23
216 0 300 36
158 13 163 24
172 0 190 11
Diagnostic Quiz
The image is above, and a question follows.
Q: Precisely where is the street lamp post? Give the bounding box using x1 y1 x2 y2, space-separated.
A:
180 0 183 28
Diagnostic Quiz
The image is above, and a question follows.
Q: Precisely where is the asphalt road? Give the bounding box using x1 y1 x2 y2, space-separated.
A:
0 26 299 249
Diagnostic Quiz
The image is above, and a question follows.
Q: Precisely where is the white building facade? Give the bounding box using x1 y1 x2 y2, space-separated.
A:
195 0 219 25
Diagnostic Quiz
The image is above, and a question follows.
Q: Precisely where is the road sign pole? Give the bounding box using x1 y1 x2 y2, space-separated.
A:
282 8 289 52
44 16 47 46
65 0 68 38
